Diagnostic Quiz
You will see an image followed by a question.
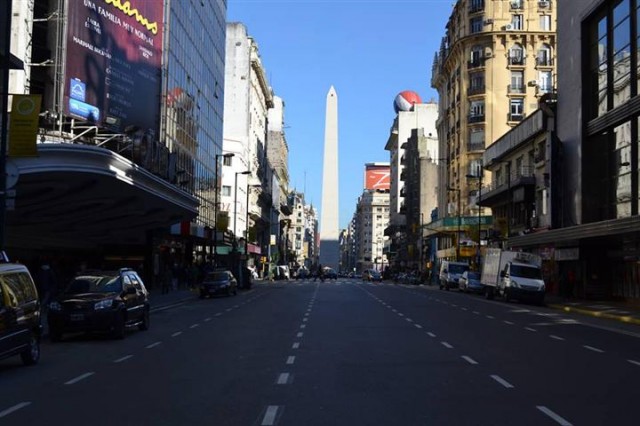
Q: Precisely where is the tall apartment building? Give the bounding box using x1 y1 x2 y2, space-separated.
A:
355 190 390 273
431 0 557 228
223 22 275 267
384 101 438 269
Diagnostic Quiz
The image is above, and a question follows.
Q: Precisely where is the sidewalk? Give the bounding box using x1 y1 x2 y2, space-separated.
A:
148 288 197 312
544 295 640 326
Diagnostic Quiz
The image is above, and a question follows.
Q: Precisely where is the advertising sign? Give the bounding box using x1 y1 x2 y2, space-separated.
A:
64 0 164 134
364 165 391 190
8 94 41 157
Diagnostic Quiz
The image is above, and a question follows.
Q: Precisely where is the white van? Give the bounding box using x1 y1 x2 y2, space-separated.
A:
439 261 469 291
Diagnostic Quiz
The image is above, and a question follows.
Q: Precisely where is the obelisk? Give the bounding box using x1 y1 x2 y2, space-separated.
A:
319 86 340 271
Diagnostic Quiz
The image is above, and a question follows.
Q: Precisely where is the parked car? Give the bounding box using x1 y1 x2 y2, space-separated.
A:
363 269 382 282
200 269 238 297
458 271 483 294
0 263 41 365
48 268 150 341
439 261 469 290
296 267 310 279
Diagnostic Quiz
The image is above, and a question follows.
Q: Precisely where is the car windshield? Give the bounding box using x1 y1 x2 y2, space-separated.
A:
449 264 468 274
206 272 229 281
65 276 122 294
510 265 542 279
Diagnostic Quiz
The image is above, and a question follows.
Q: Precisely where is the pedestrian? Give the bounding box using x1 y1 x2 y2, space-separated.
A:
36 261 57 308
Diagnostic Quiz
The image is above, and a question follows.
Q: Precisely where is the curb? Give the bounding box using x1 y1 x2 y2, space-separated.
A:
547 304 640 326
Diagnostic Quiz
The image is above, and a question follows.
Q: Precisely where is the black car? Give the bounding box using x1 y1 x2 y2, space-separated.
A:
0 263 41 366
47 268 150 341
200 270 238 297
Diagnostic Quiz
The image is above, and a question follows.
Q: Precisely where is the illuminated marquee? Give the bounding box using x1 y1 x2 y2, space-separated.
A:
104 0 158 34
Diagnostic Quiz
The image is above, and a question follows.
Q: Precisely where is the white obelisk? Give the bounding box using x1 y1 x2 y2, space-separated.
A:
319 86 340 271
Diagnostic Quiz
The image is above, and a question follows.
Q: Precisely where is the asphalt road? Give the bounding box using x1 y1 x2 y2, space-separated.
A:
1 279 639 425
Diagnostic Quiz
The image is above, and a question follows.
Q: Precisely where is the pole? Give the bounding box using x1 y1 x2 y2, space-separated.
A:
245 183 251 257
213 155 219 266
506 162 511 245
457 192 461 261
477 166 482 267
234 172 239 237
0 0 13 254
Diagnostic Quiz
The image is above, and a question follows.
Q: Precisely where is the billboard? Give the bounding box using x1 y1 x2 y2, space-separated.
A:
364 165 391 190
64 0 164 134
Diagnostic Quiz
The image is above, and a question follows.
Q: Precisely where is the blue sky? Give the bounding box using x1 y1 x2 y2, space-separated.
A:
227 0 454 229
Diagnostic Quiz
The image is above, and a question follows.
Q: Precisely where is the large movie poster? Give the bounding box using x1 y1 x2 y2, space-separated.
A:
365 165 391 190
64 0 164 134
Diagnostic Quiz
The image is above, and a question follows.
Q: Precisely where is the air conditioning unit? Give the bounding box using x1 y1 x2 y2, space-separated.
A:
484 47 493 58
538 0 550 7
483 19 493 25
504 24 513 31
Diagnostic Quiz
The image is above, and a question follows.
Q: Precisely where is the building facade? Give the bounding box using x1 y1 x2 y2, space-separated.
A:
355 190 390 273
431 0 557 228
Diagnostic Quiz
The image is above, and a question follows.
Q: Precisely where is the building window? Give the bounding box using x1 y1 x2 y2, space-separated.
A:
469 0 484 13
469 71 485 95
536 43 553 66
469 127 485 151
510 0 523 10
512 14 523 30
509 99 524 121
509 70 524 93
222 185 231 196
538 71 553 93
508 44 525 65
469 100 485 122
470 16 483 34
469 45 484 68
540 15 551 31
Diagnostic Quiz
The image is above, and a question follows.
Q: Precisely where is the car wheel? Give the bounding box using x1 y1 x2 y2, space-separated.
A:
20 333 40 366
138 307 150 331
113 312 126 339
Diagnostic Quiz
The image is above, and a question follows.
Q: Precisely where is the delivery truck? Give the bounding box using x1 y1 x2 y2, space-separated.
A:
480 248 545 304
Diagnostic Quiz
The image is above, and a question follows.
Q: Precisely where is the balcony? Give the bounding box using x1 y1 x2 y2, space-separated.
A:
535 57 554 67
468 114 485 124
507 84 525 94
508 56 525 66
481 166 536 203
468 85 485 96
469 0 484 13
467 142 485 152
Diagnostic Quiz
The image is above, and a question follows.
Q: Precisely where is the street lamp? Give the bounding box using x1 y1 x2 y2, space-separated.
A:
466 164 483 269
447 186 461 261
234 170 251 238
213 152 234 266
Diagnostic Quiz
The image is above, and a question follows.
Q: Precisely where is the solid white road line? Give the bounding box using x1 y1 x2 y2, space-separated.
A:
550 335 565 341
0 402 31 419
261 405 280 426
286 356 295 365
583 345 604 353
536 406 572 425
292 342 300 349
276 373 290 384
146 341 162 349
441 342 453 349
113 355 133 363
65 372 95 385
462 356 478 365
490 375 514 389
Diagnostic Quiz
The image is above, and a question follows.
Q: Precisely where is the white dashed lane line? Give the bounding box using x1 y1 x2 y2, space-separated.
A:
504 320 515 325
414 324 423 329
286 356 295 365
113 355 133 363
536 406 573 426
171 331 183 337
490 375 514 389
296 332 304 338
146 341 162 349
65 372 95 385
583 345 604 353
462 356 478 365
190 324 199 329
525 327 537 332
441 342 454 349
427 332 436 338
292 342 300 349
261 405 280 426
0 402 31 419
550 335 565 341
